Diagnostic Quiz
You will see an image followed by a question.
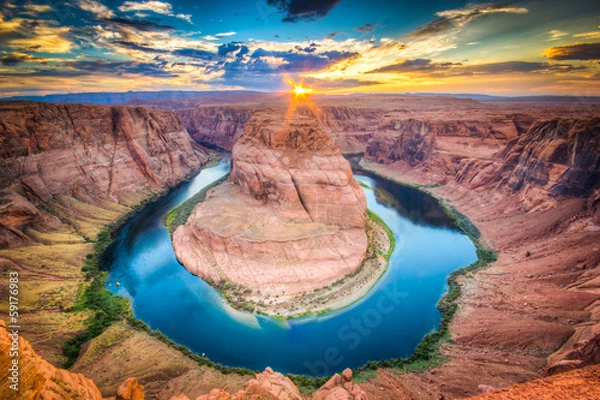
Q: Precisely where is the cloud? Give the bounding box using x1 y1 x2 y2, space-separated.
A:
303 77 382 89
356 23 376 33
8 25 73 53
573 31 600 40
217 42 249 57
24 4 52 13
0 52 30 66
118 1 193 23
77 0 114 18
65 59 175 77
97 17 174 31
250 47 356 72
409 2 528 38
325 31 337 39
367 58 461 73
204 32 236 41
548 29 568 41
0 13 23 34
266 0 341 23
367 59 583 77
172 48 214 60
544 42 600 60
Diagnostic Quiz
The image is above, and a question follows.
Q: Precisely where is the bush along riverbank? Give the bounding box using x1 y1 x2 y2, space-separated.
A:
61 157 230 368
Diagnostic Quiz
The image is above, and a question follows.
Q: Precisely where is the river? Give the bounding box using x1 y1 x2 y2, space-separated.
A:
106 158 477 376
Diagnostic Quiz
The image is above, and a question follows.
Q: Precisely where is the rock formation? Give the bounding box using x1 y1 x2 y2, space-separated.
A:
0 319 104 400
115 377 145 400
173 106 367 297
0 101 208 248
179 106 253 150
170 367 366 400
312 368 366 400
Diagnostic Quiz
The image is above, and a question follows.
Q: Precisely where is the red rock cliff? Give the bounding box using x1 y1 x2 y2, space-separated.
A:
0 101 209 248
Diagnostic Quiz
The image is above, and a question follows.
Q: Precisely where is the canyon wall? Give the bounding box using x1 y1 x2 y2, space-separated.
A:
177 104 382 154
0 101 209 248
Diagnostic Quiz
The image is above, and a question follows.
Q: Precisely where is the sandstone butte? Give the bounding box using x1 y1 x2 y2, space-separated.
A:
172 106 368 297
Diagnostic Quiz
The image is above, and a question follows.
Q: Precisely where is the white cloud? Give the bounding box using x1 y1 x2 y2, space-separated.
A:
78 0 115 19
548 29 568 40
118 1 193 23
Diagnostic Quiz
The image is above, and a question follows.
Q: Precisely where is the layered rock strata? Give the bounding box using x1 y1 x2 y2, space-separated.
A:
173 107 367 297
0 101 208 248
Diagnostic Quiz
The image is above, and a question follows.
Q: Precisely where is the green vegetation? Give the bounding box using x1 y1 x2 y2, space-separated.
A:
443 203 481 239
61 161 222 368
287 374 330 393
166 174 229 233
367 209 395 261
62 224 131 367
351 203 497 377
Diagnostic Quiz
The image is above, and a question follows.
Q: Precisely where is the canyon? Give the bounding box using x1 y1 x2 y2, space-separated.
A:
0 94 599 399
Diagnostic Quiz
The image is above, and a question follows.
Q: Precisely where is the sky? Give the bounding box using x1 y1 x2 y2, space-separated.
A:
0 0 599 96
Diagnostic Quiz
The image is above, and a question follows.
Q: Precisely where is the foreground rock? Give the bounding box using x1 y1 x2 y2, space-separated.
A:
173 107 367 300
467 364 600 399
0 319 103 400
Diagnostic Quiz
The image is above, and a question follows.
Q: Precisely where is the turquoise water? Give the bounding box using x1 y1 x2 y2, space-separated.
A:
106 159 477 376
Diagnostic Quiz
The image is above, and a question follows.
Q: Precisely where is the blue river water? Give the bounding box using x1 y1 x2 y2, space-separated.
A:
106 159 477 376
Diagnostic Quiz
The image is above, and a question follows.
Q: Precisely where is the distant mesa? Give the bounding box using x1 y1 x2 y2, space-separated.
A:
172 106 367 301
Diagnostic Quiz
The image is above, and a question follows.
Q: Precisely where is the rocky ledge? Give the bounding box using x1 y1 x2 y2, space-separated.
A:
172 106 368 311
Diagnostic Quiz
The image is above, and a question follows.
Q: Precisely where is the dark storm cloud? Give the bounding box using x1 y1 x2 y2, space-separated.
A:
217 42 249 57
266 0 341 23
64 60 175 77
545 42 600 60
172 48 215 60
0 53 28 66
250 48 356 72
96 17 174 31
356 23 376 33
368 59 582 76
114 41 170 53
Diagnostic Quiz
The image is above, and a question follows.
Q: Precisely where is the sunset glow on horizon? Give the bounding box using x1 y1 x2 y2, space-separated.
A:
0 0 598 97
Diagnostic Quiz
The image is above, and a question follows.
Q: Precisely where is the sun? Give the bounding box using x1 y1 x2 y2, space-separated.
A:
292 84 313 96
286 79 313 98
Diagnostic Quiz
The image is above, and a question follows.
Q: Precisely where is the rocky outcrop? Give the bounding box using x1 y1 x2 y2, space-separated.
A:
466 364 600 399
502 118 600 197
0 319 103 400
312 368 366 400
173 106 367 298
116 377 145 400
179 106 253 150
174 367 365 400
0 101 208 248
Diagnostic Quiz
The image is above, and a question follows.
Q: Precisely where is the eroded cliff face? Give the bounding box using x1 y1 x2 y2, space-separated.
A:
179 106 253 151
176 104 383 154
173 106 367 299
0 101 209 248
